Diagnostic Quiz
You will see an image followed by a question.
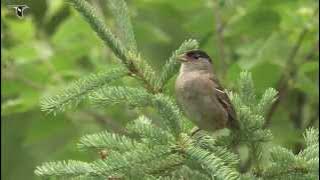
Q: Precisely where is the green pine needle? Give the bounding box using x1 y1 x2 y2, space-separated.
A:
35 160 96 177
156 39 199 90
185 145 240 180
90 86 152 107
40 67 127 114
78 131 139 152
107 0 137 53
70 0 128 64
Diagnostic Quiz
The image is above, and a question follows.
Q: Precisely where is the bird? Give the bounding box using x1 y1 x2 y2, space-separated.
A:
9 5 29 18
175 50 239 133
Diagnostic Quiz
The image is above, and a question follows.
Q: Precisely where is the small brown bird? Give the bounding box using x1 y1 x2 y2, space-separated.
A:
175 50 238 132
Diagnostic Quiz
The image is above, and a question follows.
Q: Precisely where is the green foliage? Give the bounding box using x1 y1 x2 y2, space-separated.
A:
106 0 137 53
192 134 240 168
151 94 182 137
185 144 240 180
2 0 318 179
40 67 128 113
77 131 139 152
35 160 94 177
229 72 275 144
31 0 319 179
90 86 152 107
261 128 319 179
69 0 128 63
126 116 174 145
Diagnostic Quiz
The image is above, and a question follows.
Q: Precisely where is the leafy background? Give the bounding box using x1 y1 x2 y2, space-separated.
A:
1 0 319 179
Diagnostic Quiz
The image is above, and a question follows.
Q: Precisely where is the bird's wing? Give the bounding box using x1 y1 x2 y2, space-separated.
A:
209 75 239 129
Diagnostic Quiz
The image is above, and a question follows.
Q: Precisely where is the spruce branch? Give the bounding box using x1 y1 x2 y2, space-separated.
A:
299 128 319 161
193 134 240 168
260 128 319 179
151 94 183 138
77 131 139 152
90 146 173 178
40 67 128 113
69 0 128 63
126 116 174 145
229 71 276 174
91 88 182 137
107 0 137 53
34 160 96 178
70 0 158 93
185 145 240 180
155 39 199 90
257 88 278 116
36 0 319 178
127 52 157 91
145 154 185 176
90 86 152 107
238 71 256 106
167 165 211 180
303 128 318 147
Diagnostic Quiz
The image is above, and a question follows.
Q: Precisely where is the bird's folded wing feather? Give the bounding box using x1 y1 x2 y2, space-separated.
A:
209 75 239 129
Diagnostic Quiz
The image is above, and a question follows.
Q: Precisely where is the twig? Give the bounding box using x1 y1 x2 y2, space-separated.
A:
255 166 309 179
212 1 227 70
291 92 306 129
264 7 319 128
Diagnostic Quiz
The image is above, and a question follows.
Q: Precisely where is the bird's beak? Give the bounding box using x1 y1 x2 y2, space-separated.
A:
177 53 188 62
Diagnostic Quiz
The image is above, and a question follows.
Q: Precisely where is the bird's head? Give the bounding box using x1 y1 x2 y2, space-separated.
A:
177 50 213 72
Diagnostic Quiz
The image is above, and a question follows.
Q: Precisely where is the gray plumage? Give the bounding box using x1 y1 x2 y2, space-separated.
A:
175 50 238 132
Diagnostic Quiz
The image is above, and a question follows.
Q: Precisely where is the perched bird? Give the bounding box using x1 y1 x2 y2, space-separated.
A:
175 50 238 132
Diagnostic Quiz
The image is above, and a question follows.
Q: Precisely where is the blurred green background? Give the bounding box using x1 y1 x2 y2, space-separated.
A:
1 0 319 179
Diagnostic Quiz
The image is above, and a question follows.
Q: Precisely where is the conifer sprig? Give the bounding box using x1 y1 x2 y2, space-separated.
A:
40 67 127 113
107 0 137 53
77 131 139 152
90 86 152 107
70 0 158 93
90 88 183 137
126 116 174 145
156 39 199 90
185 145 240 180
34 160 95 178
36 0 319 179
70 0 128 63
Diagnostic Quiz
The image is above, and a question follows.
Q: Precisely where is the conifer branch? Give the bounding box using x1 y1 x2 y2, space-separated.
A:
34 160 96 178
185 145 240 180
151 95 182 138
90 86 152 107
90 146 173 177
257 88 278 116
107 0 137 53
259 128 319 179
91 88 182 137
155 39 199 90
167 166 211 180
126 116 174 145
69 0 158 93
69 0 128 63
36 0 319 178
40 67 128 113
238 71 256 106
77 131 139 152
193 134 240 168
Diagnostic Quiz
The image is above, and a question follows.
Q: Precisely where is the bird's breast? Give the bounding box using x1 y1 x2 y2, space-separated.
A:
175 72 228 131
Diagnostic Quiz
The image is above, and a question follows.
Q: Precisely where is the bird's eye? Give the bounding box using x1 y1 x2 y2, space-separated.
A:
193 54 200 59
